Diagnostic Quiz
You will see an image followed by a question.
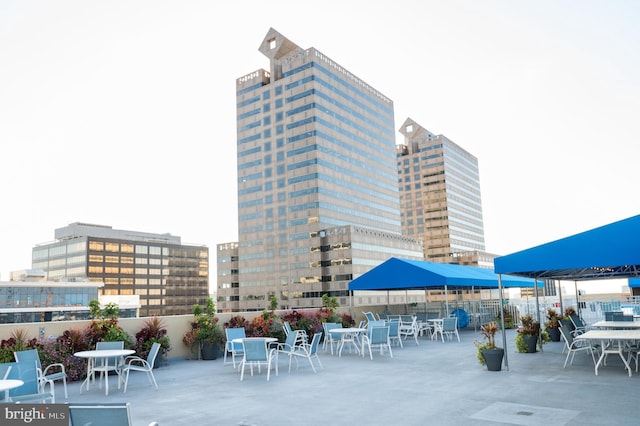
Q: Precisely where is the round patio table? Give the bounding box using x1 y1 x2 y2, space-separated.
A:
0 379 24 401
74 349 135 396
329 328 366 357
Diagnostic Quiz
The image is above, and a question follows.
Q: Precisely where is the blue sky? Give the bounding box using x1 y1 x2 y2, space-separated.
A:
1 1 638 294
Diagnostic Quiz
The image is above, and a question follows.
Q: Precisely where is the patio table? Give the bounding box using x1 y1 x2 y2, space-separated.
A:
591 320 640 329
329 328 366 357
575 329 640 377
74 349 134 395
0 379 23 401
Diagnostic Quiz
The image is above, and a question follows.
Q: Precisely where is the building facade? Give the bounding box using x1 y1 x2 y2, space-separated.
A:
218 28 422 312
0 281 103 324
397 118 490 265
32 222 209 316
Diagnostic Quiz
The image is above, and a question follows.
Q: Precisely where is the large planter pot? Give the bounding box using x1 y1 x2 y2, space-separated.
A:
546 327 561 342
200 342 220 360
523 334 537 353
481 348 504 371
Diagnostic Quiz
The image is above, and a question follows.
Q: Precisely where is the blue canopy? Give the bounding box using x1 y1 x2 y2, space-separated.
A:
348 257 537 291
494 214 640 280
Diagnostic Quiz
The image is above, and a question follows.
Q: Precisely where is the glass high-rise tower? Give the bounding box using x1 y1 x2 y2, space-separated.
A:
217 28 422 312
397 118 488 266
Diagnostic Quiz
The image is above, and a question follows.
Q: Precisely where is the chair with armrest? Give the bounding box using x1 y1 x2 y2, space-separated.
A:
14 348 67 400
322 322 342 354
0 363 12 402
387 319 403 348
0 364 10 380
399 315 420 345
239 338 278 381
569 315 590 335
283 321 293 336
224 327 246 368
6 360 54 403
361 326 393 360
441 317 460 342
363 312 377 322
275 330 300 360
69 402 133 426
415 313 433 338
287 332 323 373
119 342 160 393
283 321 308 345
558 322 597 368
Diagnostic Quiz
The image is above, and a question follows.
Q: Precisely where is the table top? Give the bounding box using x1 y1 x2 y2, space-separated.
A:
330 327 366 333
0 379 23 392
576 329 640 340
591 320 640 329
74 349 135 358
232 337 278 343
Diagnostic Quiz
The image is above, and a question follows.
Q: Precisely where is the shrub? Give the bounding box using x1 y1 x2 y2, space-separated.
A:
37 336 87 383
135 316 171 361
0 329 37 363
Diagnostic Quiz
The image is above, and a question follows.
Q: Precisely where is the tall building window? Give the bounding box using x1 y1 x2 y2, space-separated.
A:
105 243 119 252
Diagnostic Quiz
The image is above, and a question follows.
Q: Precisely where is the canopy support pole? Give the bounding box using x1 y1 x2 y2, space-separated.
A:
575 281 580 318
558 280 563 315
534 278 542 353
445 284 450 316
498 274 508 370
424 289 429 313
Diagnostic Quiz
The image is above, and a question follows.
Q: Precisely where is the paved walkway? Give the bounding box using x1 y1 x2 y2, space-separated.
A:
65 328 639 425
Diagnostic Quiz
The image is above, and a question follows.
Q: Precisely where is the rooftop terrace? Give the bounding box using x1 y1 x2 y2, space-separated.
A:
64 328 638 426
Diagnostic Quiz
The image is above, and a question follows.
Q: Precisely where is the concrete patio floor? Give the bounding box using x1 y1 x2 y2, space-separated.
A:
64 328 640 425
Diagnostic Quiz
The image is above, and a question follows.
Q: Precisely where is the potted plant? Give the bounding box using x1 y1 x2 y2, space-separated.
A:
544 308 561 342
475 321 503 371
516 314 550 353
134 316 171 367
496 307 515 329
561 306 577 332
183 298 225 360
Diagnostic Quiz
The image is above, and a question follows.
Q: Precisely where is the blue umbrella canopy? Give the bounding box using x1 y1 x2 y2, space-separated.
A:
494 214 640 280
348 257 536 291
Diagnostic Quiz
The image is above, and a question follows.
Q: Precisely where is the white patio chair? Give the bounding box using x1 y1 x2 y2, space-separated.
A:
69 402 133 426
361 326 393 360
93 341 125 391
119 342 160 393
558 322 597 368
0 363 12 402
322 322 342 354
6 360 54 403
399 315 420 345
415 313 433 338
288 332 323 373
363 311 377 322
283 321 308 345
441 317 460 342
14 348 68 400
387 319 403 348
224 327 246 368
240 338 278 381
569 315 590 336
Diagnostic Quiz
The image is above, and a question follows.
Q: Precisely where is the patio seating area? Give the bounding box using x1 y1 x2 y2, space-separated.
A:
60 328 640 425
